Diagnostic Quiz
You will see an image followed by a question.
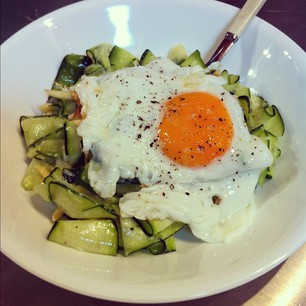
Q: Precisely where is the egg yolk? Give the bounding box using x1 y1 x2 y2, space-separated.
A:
158 92 234 167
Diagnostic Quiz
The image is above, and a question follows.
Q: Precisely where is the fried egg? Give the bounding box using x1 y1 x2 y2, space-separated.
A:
76 57 273 242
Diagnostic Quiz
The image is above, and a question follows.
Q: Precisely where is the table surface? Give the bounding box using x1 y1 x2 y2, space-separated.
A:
1 0 306 305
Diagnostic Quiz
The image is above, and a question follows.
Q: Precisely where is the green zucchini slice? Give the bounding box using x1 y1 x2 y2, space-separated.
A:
49 182 117 219
48 219 118 255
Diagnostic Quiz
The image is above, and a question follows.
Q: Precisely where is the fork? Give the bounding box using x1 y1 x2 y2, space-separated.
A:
206 0 267 66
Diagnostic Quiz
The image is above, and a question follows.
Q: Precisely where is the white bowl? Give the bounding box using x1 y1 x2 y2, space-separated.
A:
1 0 306 303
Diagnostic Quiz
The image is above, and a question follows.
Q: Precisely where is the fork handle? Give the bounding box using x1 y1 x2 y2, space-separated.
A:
227 0 267 37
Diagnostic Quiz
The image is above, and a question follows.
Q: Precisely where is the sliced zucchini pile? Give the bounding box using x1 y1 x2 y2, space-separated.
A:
221 70 284 186
20 43 284 256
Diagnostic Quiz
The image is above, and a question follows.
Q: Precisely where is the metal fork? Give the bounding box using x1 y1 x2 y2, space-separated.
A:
206 0 267 66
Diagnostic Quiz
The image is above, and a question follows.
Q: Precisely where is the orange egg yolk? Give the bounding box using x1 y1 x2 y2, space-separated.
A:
157 92 234 168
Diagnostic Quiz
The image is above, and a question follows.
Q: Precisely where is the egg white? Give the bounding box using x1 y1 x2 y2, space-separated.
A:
119 169 259 242
76 57 273 242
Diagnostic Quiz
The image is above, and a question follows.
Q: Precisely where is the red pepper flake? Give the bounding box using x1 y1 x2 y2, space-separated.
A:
71 91 82 119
